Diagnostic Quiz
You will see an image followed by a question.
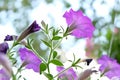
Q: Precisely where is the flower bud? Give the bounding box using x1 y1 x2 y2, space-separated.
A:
17 20 41 42
0 42 9 54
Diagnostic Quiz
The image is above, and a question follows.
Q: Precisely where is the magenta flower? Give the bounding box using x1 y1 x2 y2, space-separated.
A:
56 66 78 80
97 55 120 79
63 9 95 38
17 20 41 42
0 42 9 54
18 48 42 72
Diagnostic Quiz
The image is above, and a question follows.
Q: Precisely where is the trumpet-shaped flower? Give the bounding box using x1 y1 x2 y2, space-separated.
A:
98 55 120 79
18 48 42 72
56 66 77 80
0 69 10 80
0 54 12 80
63 9 95 38
17 21 41 42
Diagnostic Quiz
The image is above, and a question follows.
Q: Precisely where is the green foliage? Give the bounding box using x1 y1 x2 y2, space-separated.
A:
53 51 58 59
50 60 63 66
52 36 62 40
41 40 51 48
45 0 53 4
44 72 53 80
40 63 47 74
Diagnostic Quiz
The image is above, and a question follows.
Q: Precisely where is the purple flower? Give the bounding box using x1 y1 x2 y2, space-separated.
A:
78 69 97 80
63 9 95 38
0 42 9 54
97 55 120 79
4 35 17 41
18 48 42 72
0 69 10 80
0 54 12 80
4 35 13 41
56 66 78 80
17 20 41 42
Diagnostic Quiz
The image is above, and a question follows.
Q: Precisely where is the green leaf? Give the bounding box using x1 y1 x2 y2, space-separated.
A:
40 63 47 74
52 29 60 36
53 51 57 59
50 60 63 66
41 40 51 47
72 58 81 66
74 58 81 64
111 10 116 24
43 72 53 80
25 39 33 49
52 36 62 40
63 27 69 37
41 20 46 28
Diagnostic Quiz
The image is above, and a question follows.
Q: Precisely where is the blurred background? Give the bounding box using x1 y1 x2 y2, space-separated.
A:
0 0 120 79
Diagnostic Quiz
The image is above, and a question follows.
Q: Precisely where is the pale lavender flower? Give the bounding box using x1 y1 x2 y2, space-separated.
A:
0 54 12 80
63 9 95 38
0 69 10 80
0 42 9 54
18 48 42 72
17 20 41 42
56 66 77 80
78 69 97 80
98 55 120 79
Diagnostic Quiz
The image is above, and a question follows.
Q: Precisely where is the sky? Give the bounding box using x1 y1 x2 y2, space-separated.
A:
0 0 116 80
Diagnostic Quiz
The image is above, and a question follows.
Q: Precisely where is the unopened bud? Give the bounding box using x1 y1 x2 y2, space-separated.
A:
78 69 97 80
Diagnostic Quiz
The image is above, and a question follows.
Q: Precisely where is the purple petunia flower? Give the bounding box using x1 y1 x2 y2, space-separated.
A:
4 35 18 41
17 20 41 42
0 69 10 80
0 42 9 54
18 48 42 72
63 9 95 38
56 66 78 80
0 54 12 80
4 35 13 41
97 55 120 79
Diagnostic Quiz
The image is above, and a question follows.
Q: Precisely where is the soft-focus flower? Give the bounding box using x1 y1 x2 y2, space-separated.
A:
18 48 42 72
78 69 97 80
17 20 41 42
0 54 12 80
56 66 78 80
0 42 9 54
85 38 94 57
98 55 120 79
63 9 95 38
4 35 17 41
113 27 119 34
0 69 10 80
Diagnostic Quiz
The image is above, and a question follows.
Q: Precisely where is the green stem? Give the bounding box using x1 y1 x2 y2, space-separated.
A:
47 43 53 73
15 63 23 76
54 65 72 78
108 32 114 57
12 73 16 80
7 45 14 56
31 45 47 63
53 38 63 50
